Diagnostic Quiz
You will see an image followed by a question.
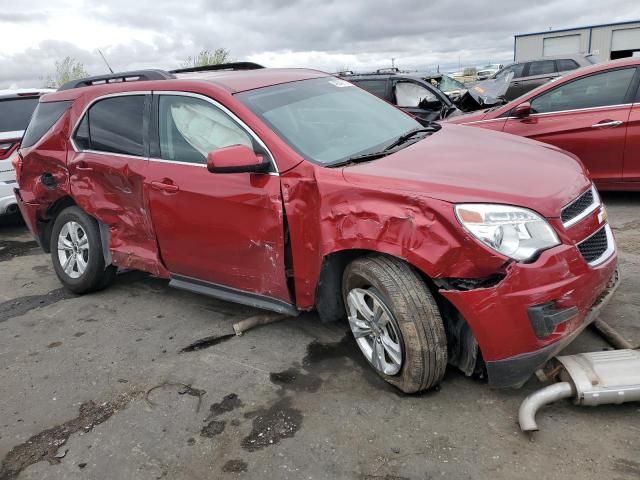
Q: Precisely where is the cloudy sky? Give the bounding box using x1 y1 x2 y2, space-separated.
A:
1 0 640 87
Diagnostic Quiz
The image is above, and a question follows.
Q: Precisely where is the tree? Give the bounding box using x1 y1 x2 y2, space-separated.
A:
45 57 89 88
182 48 231 68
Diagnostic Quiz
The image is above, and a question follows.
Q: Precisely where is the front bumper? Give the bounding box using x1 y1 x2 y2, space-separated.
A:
485 269 619 388
440 238 619 388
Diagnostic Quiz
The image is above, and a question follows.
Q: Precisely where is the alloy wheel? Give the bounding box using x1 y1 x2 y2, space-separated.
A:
346 287 403 375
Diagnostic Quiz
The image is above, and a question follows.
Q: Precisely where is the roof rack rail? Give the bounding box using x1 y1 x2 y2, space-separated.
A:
170 62 265 74
376 67 400 74
58 69 175 91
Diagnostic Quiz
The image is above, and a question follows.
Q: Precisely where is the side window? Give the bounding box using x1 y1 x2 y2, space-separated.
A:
159 95 253 164
496 63 525 79
528 60 556 76
556 59 580 72
531 68 636 114
394 82 437 108
74 95 145 156
352 80 388 100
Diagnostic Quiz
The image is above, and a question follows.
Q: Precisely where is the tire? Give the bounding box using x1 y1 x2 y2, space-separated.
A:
50 206 116 294
342 255 448 393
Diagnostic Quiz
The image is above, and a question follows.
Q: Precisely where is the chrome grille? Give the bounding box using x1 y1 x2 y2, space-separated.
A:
561 187 597 226
577 225 609 264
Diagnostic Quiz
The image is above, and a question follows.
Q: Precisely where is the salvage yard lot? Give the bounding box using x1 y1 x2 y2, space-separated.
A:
0 193 639 480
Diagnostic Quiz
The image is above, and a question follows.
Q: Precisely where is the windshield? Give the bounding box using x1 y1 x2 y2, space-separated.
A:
0 97 40 132
236 77 420 165
437 76 465 91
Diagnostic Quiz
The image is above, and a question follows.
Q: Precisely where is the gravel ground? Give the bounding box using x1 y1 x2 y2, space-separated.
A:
0 192 638 480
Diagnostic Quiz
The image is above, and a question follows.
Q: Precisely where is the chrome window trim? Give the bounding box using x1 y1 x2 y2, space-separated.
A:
577 223 615 267
529 102 633 117
69 90 280 175
562 185 600 228
69 91 150 157
153 91 279 174
464 102 635 126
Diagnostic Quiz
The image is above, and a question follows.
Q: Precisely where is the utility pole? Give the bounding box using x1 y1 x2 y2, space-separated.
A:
391 57 395 69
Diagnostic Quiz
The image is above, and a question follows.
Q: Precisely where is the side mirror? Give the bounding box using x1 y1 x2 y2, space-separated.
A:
207 145 270 174
512 102 531 118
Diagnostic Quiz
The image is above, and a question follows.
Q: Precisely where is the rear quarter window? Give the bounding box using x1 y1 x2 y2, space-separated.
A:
556 59 580 72
21 101 71 148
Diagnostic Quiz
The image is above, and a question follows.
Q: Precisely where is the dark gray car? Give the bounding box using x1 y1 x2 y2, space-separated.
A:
488 54 599 100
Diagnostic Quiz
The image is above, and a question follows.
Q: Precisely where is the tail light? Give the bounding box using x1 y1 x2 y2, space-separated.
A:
0 142 18 160
12 151 23 184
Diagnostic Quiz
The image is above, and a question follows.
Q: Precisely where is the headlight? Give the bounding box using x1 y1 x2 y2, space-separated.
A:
455 204 560 261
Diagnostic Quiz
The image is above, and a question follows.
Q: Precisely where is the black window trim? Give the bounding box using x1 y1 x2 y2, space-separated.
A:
149 91 279 174
70 91 151 159
526 66 640 116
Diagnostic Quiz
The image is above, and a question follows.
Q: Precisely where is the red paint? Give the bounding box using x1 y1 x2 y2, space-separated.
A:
16 68 617 379
446 57 640 191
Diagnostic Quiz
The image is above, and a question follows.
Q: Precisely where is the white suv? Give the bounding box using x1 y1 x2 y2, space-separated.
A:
0 88 53 216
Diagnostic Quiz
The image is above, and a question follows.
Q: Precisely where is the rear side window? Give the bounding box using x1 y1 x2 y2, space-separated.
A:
0 97 40 133
531 68 636 114
556 59 580 72
74 95 145 156
528 60 556 76
21 101 71 148
351 80 389 100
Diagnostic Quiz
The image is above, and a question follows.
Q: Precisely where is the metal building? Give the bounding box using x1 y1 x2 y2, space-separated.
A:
514 20 640 61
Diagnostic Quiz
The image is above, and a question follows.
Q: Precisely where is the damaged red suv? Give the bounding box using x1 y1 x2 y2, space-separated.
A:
15 64 619 393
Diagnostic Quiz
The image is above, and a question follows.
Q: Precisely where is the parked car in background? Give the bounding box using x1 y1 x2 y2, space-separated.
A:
476 64 503 80
479 54 598 101
338 71 461 121
0 88 53 216
16 65 618 394
446 58 640 191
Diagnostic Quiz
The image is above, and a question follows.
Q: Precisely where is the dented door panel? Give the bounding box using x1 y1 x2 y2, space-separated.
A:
145 160 291 302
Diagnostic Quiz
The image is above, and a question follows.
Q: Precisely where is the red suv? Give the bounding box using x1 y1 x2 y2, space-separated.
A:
447 58 640 191
15 64 619 393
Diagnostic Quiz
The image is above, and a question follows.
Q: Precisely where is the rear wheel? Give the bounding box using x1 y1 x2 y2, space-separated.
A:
50 206 116 294
343 255 448 393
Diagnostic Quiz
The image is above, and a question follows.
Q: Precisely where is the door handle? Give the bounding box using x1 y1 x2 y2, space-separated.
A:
591 120 624 129
75 161 93 171
513 81 520 86
150 180 179 193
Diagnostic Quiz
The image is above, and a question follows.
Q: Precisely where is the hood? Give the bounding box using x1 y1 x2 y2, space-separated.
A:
342 124 590 218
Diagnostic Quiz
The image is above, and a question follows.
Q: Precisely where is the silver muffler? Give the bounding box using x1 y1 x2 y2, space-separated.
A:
519 349 640 432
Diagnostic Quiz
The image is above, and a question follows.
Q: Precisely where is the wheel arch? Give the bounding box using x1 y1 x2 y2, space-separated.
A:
39 197 112 267
315 247 484 377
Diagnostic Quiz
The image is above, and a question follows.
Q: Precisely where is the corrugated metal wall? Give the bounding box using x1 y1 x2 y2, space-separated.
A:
514 22 640 62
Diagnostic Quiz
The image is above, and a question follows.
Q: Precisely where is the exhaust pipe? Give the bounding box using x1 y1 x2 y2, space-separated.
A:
518 349 640 432
518 381 574 432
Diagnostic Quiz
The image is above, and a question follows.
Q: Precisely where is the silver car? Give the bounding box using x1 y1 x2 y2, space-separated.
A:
487 54 599 100
0 88 53 216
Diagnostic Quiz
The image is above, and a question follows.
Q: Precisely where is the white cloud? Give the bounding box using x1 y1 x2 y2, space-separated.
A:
0 0 639 87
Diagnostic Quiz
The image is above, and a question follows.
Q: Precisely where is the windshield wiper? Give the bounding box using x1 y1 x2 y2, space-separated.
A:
383 125 441 152
327 124 442 168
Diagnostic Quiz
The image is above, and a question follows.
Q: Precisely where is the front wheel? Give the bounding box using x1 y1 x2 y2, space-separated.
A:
50 206 116 294
343 255 448 393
